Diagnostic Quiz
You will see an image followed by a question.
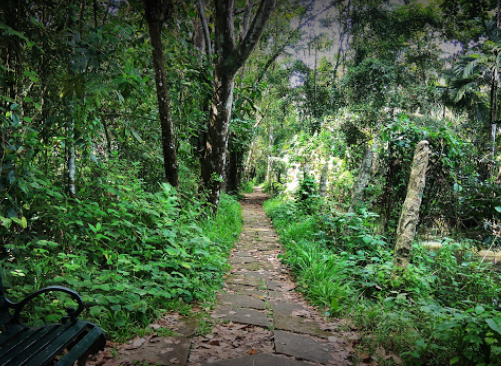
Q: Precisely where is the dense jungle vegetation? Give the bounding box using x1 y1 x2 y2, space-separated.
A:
1 0 501 364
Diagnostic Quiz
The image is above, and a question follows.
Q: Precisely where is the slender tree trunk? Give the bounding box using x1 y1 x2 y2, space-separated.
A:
244 139 255 179
143 0 179 188
265 127 273 183
200 0 276 213
196 0 212 56
393 141 431 270
348 146 374 213
318 163 329 197
226 133 240 195
225 0 255 194
492 0 501 164
67 5 77 198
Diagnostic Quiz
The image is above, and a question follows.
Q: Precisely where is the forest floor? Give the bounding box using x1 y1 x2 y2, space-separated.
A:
90 188 358 366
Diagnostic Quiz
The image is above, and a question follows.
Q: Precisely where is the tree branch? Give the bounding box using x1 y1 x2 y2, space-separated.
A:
235 0 276 68
197 0 212 57
214 0 236 63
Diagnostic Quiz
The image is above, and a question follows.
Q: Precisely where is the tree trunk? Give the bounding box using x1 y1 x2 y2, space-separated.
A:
200 71 236 207
143 0 179 188
318 163 329 197
393 141 431 269
265 127 273 183
226 135 241 195
348 146 374 213
244 139 255 179
196 0 212 56
200 0 276 213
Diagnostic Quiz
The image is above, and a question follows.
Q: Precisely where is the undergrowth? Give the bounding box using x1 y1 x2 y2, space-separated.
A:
264 196 501 366
1 160 242 342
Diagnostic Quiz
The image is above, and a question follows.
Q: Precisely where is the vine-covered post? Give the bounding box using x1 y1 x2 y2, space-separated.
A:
393 140 431 270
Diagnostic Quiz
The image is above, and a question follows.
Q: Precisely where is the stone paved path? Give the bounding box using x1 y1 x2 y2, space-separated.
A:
95 188 356 366
187 188 354 366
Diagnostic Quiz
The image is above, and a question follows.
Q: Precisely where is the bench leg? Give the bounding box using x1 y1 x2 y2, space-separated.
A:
77 351 90 366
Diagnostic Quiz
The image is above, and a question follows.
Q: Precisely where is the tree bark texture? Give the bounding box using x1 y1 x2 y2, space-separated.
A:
226 133 242 195
348 146 374 213
196 0 212 56
143 0 179 188
393 141 431 269
318 163 329 197
200 0 276 213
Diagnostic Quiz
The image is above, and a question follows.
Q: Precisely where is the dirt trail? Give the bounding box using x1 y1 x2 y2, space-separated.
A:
188 188 355 366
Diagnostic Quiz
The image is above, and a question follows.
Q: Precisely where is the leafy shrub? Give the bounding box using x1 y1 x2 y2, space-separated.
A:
1 160 242 341
264 195 501 366
240 181 254 193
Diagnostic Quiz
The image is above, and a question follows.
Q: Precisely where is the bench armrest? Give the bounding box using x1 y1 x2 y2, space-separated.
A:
11 285 84 325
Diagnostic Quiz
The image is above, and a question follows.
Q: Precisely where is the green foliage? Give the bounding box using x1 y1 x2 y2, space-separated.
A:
1 164 242 341
240 181 254 194
265 195 501 366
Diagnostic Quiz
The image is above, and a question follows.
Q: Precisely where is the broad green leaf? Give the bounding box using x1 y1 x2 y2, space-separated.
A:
487 318 501 335
0 216 12 229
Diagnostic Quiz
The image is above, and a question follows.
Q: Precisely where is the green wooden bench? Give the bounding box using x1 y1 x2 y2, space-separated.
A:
0 276 106 366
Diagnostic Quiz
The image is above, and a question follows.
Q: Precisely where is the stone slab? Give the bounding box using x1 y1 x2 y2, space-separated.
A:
232 261 274 271
267 280 289 291
237 241 256 251
230 256 258 264
270 300 306 315
217 293 267 310
231 251 254 257
118 336 191 366
206 353 313 366
274 331 338 364
176 316 199 337
225 274 263 287
268 291 287 301
273 314 331 338
257 244 281 251
212 307 269 327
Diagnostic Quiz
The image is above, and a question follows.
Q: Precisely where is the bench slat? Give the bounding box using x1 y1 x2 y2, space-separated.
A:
24 321 90 366
0 324 25 347
55 327 105 366
0 326 56 365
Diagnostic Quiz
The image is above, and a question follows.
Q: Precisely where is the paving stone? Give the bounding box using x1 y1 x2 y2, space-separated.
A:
270 300 306 315
223 283 262 294
238 241 256 250
230 256 258 264
206 353 314 366
273 314 331 338
257 244 281 251
212 306 269 327
274 331 338 364
225 274 263 287
232 261 274 271
268 291 287 301
231 251 254 257
217 293 267 310
267 280 289 291
176 316 199 337
118 336 191 366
